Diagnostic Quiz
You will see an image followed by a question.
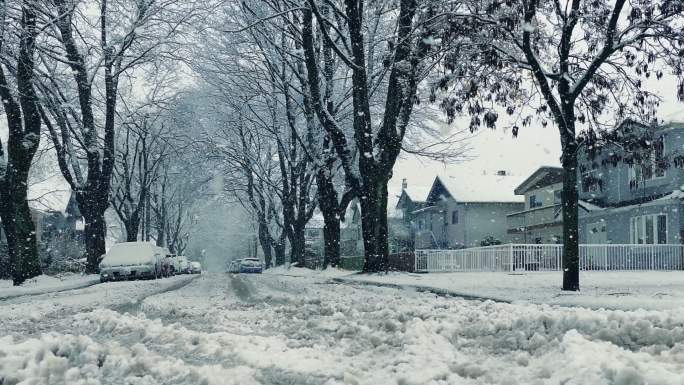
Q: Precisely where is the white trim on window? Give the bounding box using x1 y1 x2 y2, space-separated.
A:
630 213 668 244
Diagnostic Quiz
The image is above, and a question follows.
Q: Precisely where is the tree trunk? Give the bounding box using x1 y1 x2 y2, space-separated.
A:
144 193 151 242
82 209 107 274
0 192 40 285
290 225 306 266
258 222 273 268
274 237 286 266
561 141 580 291
124 218 140 242
360 178 389 272
11 199 41 284
317 167 342 269
322 214 341 268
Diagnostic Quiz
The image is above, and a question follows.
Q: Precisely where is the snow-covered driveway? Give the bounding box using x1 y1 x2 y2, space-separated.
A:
2 272 684 385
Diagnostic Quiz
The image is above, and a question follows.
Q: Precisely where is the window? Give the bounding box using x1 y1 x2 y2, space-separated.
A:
451 210 459 224
629 141 665 184
581 163 601 193
418 220 423 230
554 190 562 205
529 195 542 208
630 214 667 244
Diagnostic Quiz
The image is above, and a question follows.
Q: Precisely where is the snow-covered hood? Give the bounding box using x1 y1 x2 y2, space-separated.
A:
100 242 158 268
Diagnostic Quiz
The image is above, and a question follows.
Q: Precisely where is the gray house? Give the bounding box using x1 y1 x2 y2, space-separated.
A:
413 171 525 248
507 166 564 243
578 121 684 245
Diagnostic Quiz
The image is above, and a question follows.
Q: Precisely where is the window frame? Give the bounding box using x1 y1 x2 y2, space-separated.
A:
630 213 668 244
529 194 542 209
628 141 666 184
451 210 459 225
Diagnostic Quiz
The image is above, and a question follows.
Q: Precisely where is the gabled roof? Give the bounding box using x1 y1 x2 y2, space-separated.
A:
401 186 430 203
514 166 563 195
395 185 430 210
27 176 75 214
427 172 525 204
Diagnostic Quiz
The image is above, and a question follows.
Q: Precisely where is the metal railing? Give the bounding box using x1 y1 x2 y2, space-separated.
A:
414 244 684 273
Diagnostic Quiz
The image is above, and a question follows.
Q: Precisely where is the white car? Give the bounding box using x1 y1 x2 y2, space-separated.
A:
189 261 202 274
99 242 163 282
177 256 190 274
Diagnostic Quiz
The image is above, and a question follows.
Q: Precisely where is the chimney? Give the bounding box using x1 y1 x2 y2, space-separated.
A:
402 178 407 190
497 170 507 176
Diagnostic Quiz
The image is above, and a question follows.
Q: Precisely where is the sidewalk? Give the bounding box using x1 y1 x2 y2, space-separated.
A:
0 274 101 300
337 271 684 311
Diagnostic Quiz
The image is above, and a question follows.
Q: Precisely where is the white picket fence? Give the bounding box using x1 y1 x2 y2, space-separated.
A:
414 244 684 273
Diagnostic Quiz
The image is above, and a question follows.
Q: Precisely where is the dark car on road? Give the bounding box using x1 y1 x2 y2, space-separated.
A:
228 258 263 274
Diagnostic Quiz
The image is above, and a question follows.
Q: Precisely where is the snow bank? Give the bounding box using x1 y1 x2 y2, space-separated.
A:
4 272 684 385
0 274 100 300
0 332 258 385
342 271 684 311
264 265 353 278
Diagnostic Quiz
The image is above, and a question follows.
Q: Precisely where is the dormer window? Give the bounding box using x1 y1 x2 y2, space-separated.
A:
629 138 665 186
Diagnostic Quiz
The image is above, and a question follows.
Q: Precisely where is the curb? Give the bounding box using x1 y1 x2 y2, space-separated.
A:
0 278 101 301
330 277 512 303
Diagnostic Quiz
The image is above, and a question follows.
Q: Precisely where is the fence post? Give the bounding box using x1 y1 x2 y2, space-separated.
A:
509 244 514 272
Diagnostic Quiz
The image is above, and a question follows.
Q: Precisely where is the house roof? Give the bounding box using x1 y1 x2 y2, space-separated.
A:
428 172 525 203
27 176 74 214
514 166 564 195
401 186 430 203
306 213 325 230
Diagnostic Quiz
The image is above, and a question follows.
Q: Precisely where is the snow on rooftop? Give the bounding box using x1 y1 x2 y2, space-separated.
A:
306 213 326 229
437 171 525 203
400 185 431 203
27 175 73 214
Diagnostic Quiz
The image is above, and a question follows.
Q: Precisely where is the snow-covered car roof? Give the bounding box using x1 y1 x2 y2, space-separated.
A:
100 242 159 267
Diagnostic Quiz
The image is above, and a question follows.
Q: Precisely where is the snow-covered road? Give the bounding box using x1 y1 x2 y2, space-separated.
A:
2 272 684 385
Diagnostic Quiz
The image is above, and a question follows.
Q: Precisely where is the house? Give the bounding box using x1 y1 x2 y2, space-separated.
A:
507 166 564 243
340 200 363 256
413 170 525 249
0 178 84 276
577 121 684 244
393 178 430 251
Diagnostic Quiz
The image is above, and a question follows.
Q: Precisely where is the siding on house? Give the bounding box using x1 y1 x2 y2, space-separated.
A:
507 167 564 244
413 173 525 249
578 122 684 245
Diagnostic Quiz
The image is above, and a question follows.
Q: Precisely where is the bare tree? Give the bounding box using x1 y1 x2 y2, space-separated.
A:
302 0 446 271
37 0 201 273
0 0 42 285
110 111 168 242
435 0 684 290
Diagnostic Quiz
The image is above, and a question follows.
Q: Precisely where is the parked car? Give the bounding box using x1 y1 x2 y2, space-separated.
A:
177 256 190 274
189 261 202 274
228 258 263 274
159 247 173 277
99 242 163 282
163 253 181 276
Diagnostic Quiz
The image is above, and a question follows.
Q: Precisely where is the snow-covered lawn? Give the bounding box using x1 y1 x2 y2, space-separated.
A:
2 272 684 385
0 273 101 300
342 271 684 311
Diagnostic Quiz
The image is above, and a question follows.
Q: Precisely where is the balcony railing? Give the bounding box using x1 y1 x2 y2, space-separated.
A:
507 204 561 232
415 244 684 273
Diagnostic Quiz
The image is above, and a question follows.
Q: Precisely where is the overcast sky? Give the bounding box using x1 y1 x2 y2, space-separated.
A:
390 74 684 198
